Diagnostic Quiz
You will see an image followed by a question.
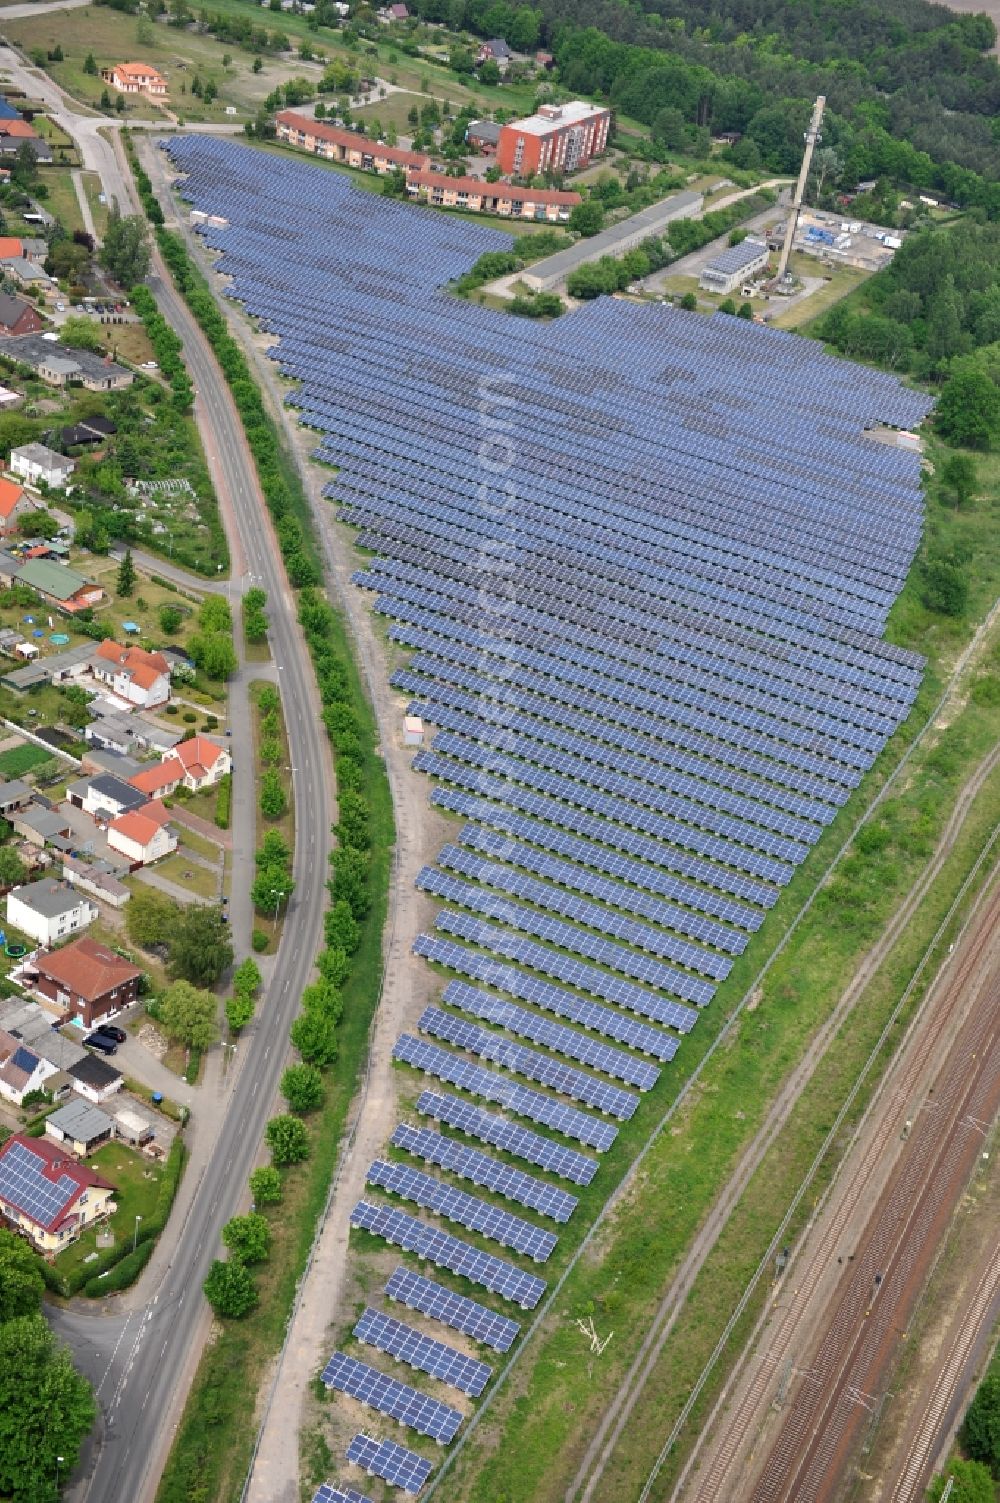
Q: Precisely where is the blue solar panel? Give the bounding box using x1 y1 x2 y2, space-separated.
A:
367 1156 557 1261
322 1350 462 1442
0 1140 79 1228
417 1090 597 1185
354 1306 492 1396
384 1265 520 1352
391 1122 578 1222
311 1486 373 1503
351 1200 546 1308
346 1433 431 1495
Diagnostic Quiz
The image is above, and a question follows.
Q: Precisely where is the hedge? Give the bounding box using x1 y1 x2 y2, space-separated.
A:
129 283 193 411
84 1236 154 1297
58 1138 188 1296
214 772 232 829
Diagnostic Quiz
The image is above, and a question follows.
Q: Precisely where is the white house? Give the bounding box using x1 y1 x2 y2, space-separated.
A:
107 801 177 867
165 735 231 791
91 640 171 710
0 1028 56 1105
9 443 75 491
6 877 98 947
67 771 149 823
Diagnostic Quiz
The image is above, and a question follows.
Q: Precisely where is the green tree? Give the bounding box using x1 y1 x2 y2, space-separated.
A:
0 1314 96 1502
935 370 1000 450
921 554 969 617
927 1460 995 1503
0 1228 44 1321
719 297 737 315
221 1212 271 1264
158 604 183 634
961 1371 1000 1475
199 594 232 633
100 88 112 110
126 887 179 948
189 631 237 680
100 212 150 288
251 864 294 915
234 957 262 995
289 1008 338 1067
281 1062 324 1113
203 1258 258 1318
252 55 263 74
0 846 26 890
59 315 105 351
84 52 98 75
680 291 698 310
169 904 233 987
249 1165 282 1205
160 979 218 1050
260 769 287 820
225 991 254 1032
117 548 136 597
737 301 754 319
940 452 978 508
265 1113 309 1165
569 200 604 237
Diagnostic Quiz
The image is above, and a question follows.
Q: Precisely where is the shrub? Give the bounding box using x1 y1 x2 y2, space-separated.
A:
84 1238 154 1297
203 1258 258 1318
249 1166 282 1205
265 1113 309 1165
252 927 269 952
221 1213 271 1264
183 711 198 724
214 773 232 829
280 1062 324 1113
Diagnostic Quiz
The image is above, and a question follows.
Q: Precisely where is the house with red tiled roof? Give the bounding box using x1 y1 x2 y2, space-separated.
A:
32 934 143 1028
0 236 23 261
107 800 176 867
0 1132 116 1254
275 111 430 175
0 475 33 533
166 735 231 791
128 759 183 799
91 639 170 709
102 62 167 98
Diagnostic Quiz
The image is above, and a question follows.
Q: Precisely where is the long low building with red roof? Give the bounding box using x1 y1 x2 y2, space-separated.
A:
276 111 429 174
405 170 581 222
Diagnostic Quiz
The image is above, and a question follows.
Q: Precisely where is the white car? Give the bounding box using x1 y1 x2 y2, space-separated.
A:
143 360 159 370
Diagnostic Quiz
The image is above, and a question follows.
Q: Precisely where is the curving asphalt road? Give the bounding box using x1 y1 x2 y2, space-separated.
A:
30 118 336 1503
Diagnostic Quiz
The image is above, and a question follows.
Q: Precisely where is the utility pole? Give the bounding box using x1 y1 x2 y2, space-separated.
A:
776 94 826 282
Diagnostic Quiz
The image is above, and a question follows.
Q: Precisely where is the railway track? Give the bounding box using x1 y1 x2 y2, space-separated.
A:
747 938 1000 1500
682 874 1000 1503
887 1237 1000 1503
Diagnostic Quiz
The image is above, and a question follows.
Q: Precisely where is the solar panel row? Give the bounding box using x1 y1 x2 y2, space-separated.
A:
354 1305 492 1397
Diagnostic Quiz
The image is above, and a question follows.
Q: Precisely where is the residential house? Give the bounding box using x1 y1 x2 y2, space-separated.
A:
85 710 181 757
378 2 409 18
275 111 429 175
62 855 130 910
476 38 512 73
10 443 75 490
0 997 88 1079
60 415 117 450
66 1052 123 1104
7 877 98 947
5 258 53 294
45 1098 114 1156
0 778 33 816
91 640 170 709
406 171 581 222
128 759 183 799
16 559 102 614
0 476 35 532
0 236 23 261
0 1029 54 1105
0 293 43 337
0 125 53 164
107 801 176 867
102 62 168 98
11 802 73 850
0 1133 115 1254
164 734 231 790
0 335 133 391
34 935 142 1029
66 771 149 823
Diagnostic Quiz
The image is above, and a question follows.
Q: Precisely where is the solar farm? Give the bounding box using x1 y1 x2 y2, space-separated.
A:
162 136 933 1496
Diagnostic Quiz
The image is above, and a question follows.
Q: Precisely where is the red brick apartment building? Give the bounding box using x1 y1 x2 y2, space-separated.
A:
275 111 429 175
497 101 611 177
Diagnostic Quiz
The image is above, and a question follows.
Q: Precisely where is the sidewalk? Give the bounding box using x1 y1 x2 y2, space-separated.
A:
133 867 203 906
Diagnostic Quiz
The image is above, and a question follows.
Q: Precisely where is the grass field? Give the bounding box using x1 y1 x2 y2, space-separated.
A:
353 89 429 135
768 257 870 329
0 741 54 777
0 6 314 123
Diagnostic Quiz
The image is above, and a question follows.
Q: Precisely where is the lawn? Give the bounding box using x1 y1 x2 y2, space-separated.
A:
249 677 294 953
0 742 54 777
768 258 871 329
36 166 86 236
52 1140 163 1281
0 5 331 125
353 89 433 135
152 850 220 902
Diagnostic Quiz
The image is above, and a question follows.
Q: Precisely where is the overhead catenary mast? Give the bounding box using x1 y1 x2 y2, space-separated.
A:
776 94 826 282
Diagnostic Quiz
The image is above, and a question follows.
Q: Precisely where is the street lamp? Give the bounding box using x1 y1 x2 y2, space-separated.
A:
133 1214 142 1254
55 1456 64 1492
269 888 284 927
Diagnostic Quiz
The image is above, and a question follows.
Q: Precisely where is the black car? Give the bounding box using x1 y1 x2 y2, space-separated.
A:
83 1033 117 1056
96 1024 126 1044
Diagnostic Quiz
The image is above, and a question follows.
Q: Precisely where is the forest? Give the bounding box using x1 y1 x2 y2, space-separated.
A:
405 0 1000 215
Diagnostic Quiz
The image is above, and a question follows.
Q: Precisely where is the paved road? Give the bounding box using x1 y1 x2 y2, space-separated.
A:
19 80 336 1503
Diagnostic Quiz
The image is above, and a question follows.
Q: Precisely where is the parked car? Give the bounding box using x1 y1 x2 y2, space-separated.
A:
95 1023 126 1044
83 1032 117 1055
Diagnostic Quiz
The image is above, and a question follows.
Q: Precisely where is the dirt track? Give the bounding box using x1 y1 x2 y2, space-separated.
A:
675 858 1000 1503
